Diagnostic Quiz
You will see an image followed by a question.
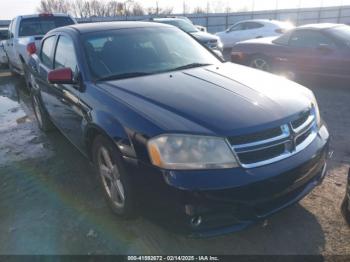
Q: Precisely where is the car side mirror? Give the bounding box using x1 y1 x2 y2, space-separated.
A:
48 68 74 85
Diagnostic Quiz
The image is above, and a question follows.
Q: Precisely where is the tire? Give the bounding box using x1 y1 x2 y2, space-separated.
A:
92 135 137 218
31 92 55 132
249 55 271 72
8 62 17 76
23 64 32 90
342 193 350 227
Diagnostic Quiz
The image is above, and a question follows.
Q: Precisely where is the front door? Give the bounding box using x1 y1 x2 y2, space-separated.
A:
49 34 86 151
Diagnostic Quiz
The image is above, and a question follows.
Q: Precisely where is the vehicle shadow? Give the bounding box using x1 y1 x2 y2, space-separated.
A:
0 71 326 255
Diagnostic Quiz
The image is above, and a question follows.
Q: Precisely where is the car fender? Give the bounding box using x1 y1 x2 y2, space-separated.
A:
83 110 137 160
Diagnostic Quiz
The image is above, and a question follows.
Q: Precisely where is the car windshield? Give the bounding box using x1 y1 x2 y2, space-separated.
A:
157 20 198 33
328 25 350 46
83 27 219 81
19 16 74 37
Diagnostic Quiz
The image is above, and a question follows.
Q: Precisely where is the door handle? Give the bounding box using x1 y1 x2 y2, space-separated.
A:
276 57 288 62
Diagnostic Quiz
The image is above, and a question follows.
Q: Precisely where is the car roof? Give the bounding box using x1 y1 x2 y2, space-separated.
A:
15 13 71 19
152 18 184 22
297 23 343 30
236 19 288 24
52 21 172 34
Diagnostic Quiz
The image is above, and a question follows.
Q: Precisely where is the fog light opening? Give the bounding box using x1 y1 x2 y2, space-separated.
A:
190 216 202 227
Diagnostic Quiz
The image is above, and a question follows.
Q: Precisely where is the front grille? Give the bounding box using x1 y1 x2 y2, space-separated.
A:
292 109 310 130
229 107 318 168
238 144 285 164
228 127 282 145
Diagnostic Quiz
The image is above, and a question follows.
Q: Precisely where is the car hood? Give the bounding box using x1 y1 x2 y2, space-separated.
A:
97 63 313 136
191 31 219 42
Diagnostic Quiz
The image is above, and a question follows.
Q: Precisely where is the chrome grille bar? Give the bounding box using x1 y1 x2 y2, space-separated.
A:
230 108 318 169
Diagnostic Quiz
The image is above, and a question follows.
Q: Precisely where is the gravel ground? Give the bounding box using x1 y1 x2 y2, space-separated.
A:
0 69 349 255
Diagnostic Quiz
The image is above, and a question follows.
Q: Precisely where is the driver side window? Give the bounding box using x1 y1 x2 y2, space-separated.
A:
289 30 335 48
229 22 245 32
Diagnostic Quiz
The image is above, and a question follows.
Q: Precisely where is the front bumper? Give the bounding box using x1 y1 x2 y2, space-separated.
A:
128 125 330 237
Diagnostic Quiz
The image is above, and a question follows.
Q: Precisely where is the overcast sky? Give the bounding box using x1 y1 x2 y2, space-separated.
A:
0 0 349 20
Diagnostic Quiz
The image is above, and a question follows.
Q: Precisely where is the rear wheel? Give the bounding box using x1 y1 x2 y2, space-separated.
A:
31 93 55 132
8 62 17 76
92 135 137 218
23 64 32 90
249 55 271 72
342 194 350 226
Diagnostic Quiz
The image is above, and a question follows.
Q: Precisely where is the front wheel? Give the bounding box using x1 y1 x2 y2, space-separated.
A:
249 55 271 72
92 135 137 218
8 62 17 76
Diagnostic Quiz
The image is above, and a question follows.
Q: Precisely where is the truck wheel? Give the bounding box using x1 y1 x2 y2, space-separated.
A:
23 65 32 90
8 63 17 76
92 135 137 218
31 93 55 132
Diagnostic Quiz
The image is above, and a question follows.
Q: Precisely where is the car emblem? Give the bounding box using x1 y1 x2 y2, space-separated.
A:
286 124 297 152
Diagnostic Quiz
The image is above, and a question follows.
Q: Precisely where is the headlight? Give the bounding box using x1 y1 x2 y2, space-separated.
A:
310 92 321 128
147 134 238 170
217 39 223 50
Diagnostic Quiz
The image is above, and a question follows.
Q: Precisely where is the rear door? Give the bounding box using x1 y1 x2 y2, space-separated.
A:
37 35 58 115
243 22 265 39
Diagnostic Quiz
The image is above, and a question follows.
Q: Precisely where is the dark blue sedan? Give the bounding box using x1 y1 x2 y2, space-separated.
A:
28 21 330 237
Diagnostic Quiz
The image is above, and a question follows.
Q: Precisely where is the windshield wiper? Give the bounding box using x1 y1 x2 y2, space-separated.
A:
171 63 212 71
97 72 153 81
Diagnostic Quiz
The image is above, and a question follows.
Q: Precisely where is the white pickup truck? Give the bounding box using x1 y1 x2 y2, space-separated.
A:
4 13 76 87
0 27 8 67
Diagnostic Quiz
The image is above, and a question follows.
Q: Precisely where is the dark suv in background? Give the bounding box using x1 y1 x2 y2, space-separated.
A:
151 17 223 54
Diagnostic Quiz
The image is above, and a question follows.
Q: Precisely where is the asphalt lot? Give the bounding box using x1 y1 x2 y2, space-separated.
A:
0 69 349 255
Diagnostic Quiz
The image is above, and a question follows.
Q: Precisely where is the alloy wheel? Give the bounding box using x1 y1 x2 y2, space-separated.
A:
97 146 125 208
250 58 270 72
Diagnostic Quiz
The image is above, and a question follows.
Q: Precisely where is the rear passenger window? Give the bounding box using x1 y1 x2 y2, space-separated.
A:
244 22 264 30
41 36 56 68
54 35 77 71
289 30 335 48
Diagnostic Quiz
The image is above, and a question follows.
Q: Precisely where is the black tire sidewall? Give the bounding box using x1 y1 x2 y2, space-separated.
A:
92 135 136 218
342 195 350 226
249 55 271 72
